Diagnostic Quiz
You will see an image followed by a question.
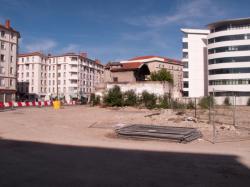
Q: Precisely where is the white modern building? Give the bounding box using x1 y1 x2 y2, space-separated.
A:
17 52 104 102
0 20 20 102
207 18 250 104
181 29 209 97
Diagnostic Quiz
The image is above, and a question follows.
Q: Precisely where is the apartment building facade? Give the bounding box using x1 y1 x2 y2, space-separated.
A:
181 29 209 97
207 18 250 104
0 20 20 102
17 52 104 102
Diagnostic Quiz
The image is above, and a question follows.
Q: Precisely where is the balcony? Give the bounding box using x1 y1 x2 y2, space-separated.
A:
68 67 78 72
69 75 78 80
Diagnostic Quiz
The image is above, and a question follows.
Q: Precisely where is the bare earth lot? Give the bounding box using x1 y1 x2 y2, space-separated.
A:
0 106 250 186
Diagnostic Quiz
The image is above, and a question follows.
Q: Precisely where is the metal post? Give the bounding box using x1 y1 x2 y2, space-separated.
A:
233 93 236 127
212 89 216 144
209 95 211 124
56 60 58 100
194 98 197 118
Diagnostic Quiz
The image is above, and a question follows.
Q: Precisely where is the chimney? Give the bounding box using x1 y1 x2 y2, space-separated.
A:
80 52 87 58
5 19 10 29
95 59 101 65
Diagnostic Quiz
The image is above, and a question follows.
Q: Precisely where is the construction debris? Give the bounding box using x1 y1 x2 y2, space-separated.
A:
144 112 161 117
186 117 198 123
115 124 202 143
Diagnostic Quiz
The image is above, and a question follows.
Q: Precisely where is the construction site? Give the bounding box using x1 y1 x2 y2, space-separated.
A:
0 105 249 186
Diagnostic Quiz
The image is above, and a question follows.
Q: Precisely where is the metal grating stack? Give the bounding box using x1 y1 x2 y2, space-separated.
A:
115 124 202 143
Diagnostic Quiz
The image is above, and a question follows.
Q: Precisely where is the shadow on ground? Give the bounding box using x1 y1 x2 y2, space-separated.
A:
0 139 249 187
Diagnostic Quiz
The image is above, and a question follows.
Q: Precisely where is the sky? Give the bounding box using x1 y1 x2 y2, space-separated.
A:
0 0 249 63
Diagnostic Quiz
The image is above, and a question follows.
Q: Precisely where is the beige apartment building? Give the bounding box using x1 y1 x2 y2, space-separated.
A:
17 52 104 102
0 20 20 102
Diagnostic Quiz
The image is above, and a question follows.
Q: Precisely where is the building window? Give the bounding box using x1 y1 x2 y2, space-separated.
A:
0 77 4 86
10 67 13 74
183 62 188 68
182 42 188 49
183 71 189 78
1 42 5 50
1 31 5 38
183 52 188 58
0 54 5 62
183 91 189 97
10 56 13 63
10 79 13 86
26 72 29 77
183 81 189 88
113 77 118 82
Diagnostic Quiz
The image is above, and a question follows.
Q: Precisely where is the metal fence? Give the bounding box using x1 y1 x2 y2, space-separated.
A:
173 96 250 143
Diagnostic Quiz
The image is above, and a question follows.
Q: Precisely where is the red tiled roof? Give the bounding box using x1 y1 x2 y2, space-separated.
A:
110 62 143 72
18 52 45 58
0 24 20 37
129 55 182 65
129 56 157 60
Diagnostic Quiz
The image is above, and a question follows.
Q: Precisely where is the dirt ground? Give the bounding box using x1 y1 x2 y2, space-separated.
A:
0 106 250 186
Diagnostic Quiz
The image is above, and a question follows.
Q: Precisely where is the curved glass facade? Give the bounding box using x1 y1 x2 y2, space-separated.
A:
209 79 250 85
208 33 250 44
210 23 250 33
209 67 250 75
208 45 250 54
209 56 250 64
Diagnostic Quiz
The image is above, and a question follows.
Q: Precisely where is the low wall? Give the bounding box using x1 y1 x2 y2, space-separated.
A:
107 81 179 97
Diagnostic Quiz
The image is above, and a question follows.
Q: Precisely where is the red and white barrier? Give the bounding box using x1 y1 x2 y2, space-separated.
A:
0 100 78 110
0 101 53 109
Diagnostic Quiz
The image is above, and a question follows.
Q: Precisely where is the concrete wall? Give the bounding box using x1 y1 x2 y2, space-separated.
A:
110 71 136 83
106 81 180 98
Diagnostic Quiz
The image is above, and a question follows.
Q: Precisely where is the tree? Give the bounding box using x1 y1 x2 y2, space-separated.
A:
150 69 173 83
123 90 137 106
103 85 123 106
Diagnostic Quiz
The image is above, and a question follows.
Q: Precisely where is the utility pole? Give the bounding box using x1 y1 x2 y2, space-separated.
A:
56 58 58 100
212 88 216 144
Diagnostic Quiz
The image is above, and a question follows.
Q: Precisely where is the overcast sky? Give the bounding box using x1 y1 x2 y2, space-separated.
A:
0 0 249 63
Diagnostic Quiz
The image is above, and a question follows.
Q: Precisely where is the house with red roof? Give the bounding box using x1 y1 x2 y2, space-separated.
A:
98 55 183 98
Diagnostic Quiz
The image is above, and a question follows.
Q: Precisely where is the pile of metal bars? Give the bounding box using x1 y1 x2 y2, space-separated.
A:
115 124 202 143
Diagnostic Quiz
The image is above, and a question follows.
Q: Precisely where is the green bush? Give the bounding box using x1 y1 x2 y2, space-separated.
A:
171 99 185 109
186 100 195 109
150 69 173 83
158 94 170 109
198 96 215 109
90 93 100 106
103 85 123 107
123 90 137 106
141 91 157 109
247 98 250 106
223 97 231 106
